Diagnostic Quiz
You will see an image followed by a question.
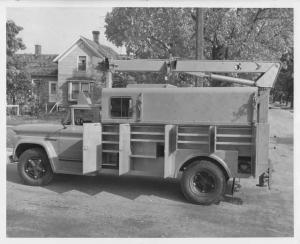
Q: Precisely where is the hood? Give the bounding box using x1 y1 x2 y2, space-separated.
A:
12 123 63 135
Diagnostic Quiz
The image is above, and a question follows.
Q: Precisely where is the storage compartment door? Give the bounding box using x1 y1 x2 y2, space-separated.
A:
164 125 177 178
254 123 270 177
119 124 131 175
83 123 102 174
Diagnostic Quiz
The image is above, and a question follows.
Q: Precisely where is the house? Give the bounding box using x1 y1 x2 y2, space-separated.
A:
16 31 119 112
53 31 119 107
15 45 58 108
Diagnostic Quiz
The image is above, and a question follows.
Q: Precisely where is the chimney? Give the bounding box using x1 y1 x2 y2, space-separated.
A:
92 31 100 44
35 44 41 56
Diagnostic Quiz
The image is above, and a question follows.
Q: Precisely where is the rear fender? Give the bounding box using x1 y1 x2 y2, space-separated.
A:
176 153 232 179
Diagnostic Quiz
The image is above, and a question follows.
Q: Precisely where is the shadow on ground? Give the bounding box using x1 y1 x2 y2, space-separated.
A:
7 163 242 205
7 163 184 202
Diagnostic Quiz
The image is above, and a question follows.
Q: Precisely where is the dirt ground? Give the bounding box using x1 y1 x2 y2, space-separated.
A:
6 108 294 237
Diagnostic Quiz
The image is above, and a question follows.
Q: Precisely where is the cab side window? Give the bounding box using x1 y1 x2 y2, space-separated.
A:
74 109 100 125
110 97 133 118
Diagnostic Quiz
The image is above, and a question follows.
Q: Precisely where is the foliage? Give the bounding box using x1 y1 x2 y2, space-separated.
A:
204 8 293 60
272 48 294 107
7 71 32 105
105 8 195 59
105 8 293 89
6 20 31 105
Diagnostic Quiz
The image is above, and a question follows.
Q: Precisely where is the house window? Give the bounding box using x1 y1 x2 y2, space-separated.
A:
78 56 86 71
48 81 58 103
31 79 40 97
68 81 91 101
81 83 89 94
72 83 80 100
110 97 133 118
50 82 57 95
32 79 39 85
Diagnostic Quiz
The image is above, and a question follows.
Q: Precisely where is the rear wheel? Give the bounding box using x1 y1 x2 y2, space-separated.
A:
180 160 226 205
18 148 54 186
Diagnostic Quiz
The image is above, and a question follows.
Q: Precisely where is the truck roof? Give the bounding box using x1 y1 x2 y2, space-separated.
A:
126 84 177 88
103 86 257 95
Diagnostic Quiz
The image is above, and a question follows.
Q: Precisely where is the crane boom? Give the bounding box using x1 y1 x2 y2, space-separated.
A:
186 72 256 86
107 59 281 88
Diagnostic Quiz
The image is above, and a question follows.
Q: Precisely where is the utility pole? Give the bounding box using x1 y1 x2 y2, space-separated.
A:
106 71 113 88
196 8 204 87
103 58 112 88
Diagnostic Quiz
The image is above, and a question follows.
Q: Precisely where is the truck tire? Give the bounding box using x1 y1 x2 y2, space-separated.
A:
180 160 226 205
17 148 54 186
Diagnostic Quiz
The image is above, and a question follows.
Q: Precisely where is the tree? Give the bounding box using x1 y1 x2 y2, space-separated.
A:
105 8 197 86
105 8 293 87
272 48 293 108
6 20 31 105
105 8 195 59
204 8 293 60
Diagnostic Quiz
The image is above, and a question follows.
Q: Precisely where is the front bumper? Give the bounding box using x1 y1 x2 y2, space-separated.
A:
8 155 18 164
8 148 17 164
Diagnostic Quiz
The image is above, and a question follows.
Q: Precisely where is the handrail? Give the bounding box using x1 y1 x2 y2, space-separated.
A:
49 100 62 114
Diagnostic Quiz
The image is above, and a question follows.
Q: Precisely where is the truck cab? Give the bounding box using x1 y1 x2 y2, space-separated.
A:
62 104 101 126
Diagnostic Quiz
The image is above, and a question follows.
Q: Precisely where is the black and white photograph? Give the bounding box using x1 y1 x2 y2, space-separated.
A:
2 0 298 240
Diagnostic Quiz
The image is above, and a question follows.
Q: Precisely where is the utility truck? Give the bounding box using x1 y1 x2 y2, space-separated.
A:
10 59 281 205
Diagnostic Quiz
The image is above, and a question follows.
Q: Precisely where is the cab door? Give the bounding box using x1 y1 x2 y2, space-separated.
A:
58 125 83 162
58 108 83 162
83 123 102 174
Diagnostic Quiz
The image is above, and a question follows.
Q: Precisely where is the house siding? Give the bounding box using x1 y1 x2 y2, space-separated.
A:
14 53 58 108
32 76 58 106
57 40 104 105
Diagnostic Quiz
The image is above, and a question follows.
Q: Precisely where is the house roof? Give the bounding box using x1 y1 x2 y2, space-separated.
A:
53 36 119 62
15 54 58 77
80 36 119 59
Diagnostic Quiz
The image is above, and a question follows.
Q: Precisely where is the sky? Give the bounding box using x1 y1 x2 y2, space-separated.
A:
6 7 125 55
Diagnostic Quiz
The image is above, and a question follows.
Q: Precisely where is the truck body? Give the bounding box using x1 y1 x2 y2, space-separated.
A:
10 59 280 205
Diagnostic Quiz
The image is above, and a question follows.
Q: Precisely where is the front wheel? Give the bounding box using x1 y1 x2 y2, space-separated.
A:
180 160 226 205
18 148 54 186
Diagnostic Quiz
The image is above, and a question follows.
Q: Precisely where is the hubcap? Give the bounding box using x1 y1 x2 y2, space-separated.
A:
24 157 46 180
192 170 216 194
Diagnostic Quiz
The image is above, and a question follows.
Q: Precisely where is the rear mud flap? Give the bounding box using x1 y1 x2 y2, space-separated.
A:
225 178 241 195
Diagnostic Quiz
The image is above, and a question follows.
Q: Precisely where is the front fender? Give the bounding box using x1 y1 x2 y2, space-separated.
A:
14 138 59 172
